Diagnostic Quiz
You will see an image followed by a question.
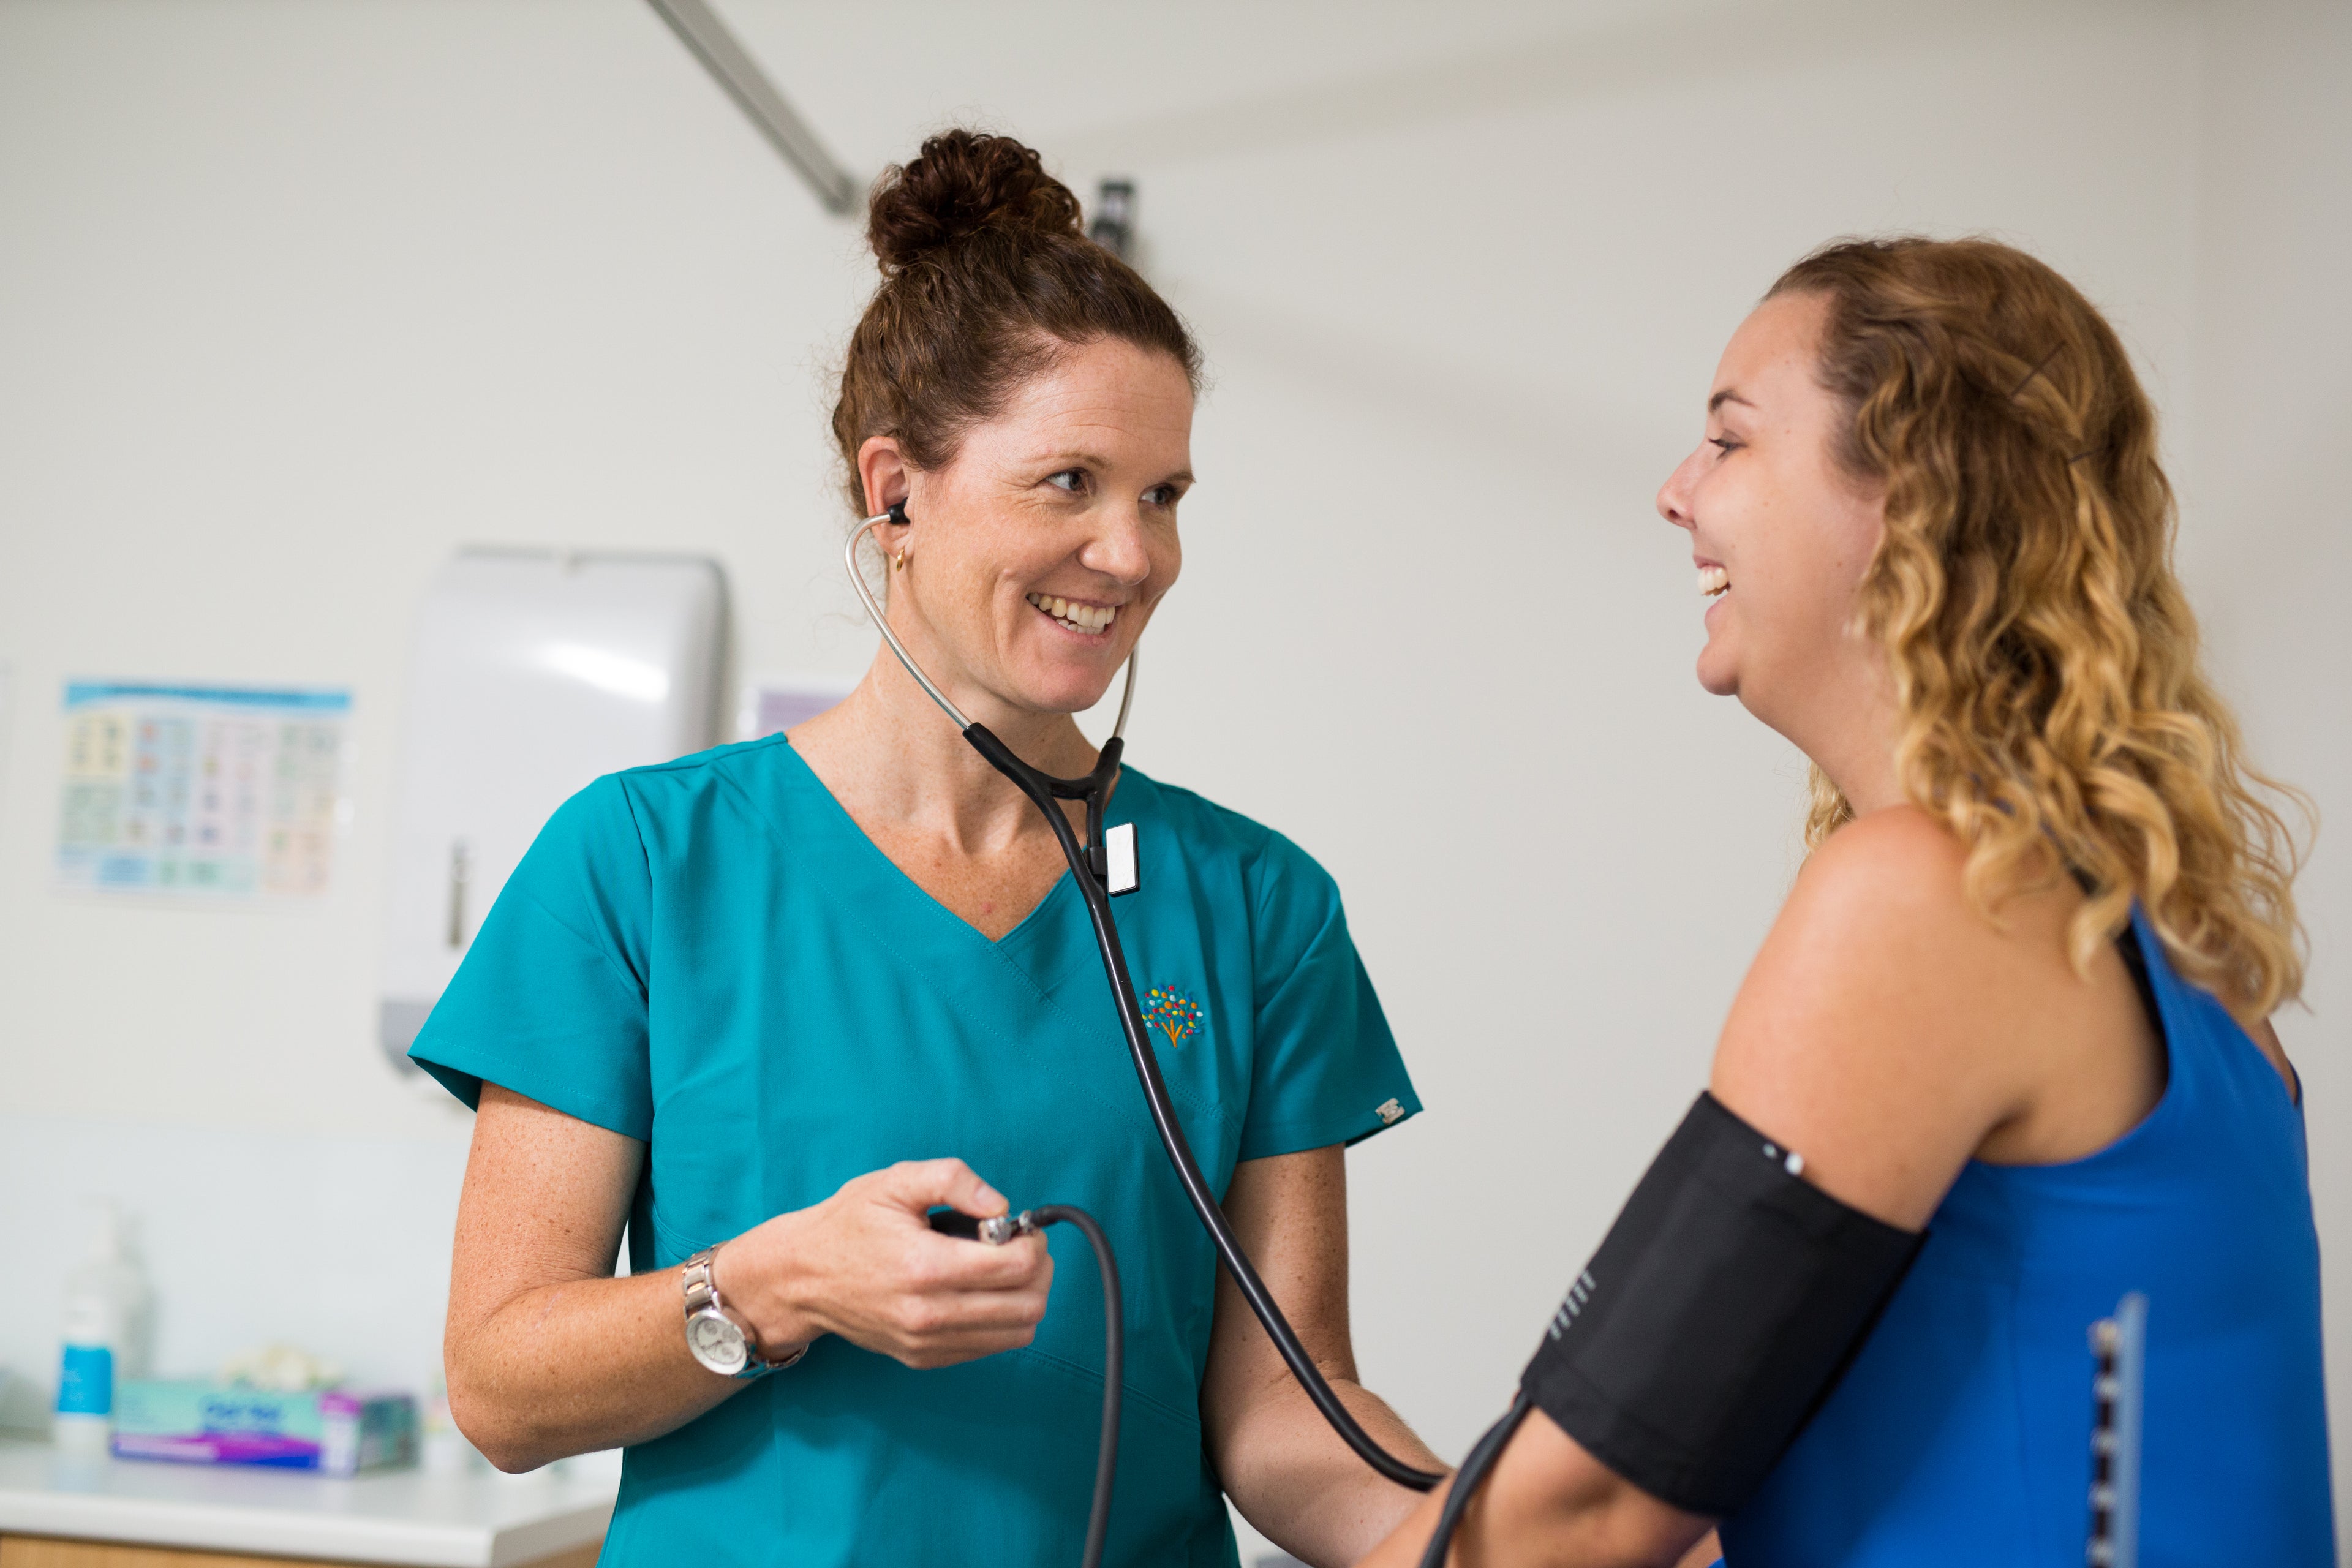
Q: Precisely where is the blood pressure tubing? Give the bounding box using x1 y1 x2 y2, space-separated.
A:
960 725 1444 1493
932 1204 1123 1568
847 516 1444 1539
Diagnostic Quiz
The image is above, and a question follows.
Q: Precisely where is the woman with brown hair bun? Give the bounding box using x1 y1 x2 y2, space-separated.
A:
1366 237 2332 1566
412 130 1440 1566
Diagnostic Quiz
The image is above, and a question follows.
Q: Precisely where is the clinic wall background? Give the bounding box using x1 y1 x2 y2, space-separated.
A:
1 0 2345 1540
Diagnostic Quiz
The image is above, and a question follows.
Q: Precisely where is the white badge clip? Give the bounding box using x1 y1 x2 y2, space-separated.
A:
1104 822 1140 897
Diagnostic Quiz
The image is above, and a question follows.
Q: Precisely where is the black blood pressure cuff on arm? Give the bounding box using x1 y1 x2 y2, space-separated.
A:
1520 1092 1923 1517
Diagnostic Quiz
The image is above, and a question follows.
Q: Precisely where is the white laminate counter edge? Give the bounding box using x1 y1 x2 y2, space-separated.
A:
0 1439 615 1568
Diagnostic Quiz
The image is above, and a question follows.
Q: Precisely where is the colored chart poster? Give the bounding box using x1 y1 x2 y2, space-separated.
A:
737 676 854 741
56 682 352 899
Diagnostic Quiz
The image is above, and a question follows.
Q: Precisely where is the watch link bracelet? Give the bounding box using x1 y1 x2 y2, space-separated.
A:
682 1245 806 1379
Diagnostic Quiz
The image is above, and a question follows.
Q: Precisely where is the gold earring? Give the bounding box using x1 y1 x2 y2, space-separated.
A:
893 551 908 572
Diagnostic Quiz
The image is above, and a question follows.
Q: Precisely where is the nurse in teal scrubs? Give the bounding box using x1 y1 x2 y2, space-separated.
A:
414 129 1441 1568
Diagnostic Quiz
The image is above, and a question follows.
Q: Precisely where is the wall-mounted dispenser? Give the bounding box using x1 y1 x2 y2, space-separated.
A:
379 550 728 1079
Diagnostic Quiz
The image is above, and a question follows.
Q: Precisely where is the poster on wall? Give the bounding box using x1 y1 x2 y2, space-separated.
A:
737 675 856 741
55 680 352 900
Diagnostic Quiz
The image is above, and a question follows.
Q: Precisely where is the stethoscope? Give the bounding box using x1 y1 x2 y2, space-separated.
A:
845 502 1444 1567
850 504 2166 1568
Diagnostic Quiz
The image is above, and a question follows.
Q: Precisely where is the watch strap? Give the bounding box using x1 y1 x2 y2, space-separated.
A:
683 1245 807 1376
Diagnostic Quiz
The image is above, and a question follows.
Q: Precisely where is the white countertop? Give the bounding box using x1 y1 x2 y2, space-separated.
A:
0 1438 616 1567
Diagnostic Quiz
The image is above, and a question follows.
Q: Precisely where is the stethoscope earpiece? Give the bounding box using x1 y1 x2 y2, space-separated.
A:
842 510 1136 742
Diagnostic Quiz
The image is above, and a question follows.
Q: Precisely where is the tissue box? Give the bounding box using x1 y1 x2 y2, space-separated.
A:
112 1381 416 1475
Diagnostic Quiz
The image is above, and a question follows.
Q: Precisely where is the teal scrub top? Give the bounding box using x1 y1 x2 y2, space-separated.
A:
410 734 1421 1568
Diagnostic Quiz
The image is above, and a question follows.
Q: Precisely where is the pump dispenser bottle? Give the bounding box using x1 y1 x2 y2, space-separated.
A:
54 1198 153 1456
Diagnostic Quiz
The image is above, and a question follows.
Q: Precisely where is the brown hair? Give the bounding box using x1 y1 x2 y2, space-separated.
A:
1770 237 2309 1016
829 130 1201 516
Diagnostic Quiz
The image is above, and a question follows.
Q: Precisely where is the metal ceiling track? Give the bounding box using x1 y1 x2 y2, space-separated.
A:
644 0 858 215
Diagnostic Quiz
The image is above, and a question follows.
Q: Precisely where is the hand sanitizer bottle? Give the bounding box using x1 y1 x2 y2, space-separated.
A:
54 1199 153 1457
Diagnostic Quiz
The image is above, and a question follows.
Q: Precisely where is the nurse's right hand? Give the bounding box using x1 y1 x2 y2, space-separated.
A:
715 1158 1055 1371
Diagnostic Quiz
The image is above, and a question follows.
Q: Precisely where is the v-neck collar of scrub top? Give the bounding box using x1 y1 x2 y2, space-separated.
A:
744 735 1217 1131
767 734 1139 1005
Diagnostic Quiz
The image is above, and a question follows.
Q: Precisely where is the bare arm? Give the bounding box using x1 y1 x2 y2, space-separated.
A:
445 1084 725 1469
1359 1411 1712 1568
446 1084 1053 1472
1203 1145 1443 1567
1365 807 2160 1566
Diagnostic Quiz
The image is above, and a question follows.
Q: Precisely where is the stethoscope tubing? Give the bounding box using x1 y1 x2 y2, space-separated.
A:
1415 1393 1531 1567
841 515 1138 741
847 516 1445 1494
1029 1204 1123 1568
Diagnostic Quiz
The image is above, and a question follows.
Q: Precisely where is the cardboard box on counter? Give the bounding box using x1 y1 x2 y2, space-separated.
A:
113 1382 417 1476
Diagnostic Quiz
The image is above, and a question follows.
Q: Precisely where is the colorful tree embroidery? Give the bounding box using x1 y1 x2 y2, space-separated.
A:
1142 986 1204 1050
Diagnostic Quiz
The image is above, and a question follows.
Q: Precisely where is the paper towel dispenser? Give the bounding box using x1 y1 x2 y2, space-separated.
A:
379 549 728 1079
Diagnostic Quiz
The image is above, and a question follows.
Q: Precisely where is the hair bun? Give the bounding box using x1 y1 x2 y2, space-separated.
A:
867 130 1085 273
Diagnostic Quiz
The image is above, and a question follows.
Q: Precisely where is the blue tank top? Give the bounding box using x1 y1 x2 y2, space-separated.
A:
1720 905 2335 1567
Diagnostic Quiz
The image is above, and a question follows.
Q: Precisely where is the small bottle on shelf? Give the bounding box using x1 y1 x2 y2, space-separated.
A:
53 1198 153 1457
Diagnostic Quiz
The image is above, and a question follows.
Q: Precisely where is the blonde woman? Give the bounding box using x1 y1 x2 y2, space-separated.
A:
1365 238 2329 1567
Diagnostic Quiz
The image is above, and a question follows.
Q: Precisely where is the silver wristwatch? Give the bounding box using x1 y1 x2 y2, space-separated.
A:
682 1245 806 1379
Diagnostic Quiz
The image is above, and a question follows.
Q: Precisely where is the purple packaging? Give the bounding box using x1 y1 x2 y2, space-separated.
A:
111 1381 417 1475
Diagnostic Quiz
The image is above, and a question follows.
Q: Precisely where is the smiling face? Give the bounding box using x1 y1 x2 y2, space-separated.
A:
861 336 1194 722
1655 291 1887 739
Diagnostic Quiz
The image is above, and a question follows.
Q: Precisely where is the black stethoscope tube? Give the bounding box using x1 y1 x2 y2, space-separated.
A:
1414 1392 1531 1567
1030 1205 1123 1568
846 510 1446 1552
932 1201 1122 1568
930 1199 1123 1568
959 722 1446 1494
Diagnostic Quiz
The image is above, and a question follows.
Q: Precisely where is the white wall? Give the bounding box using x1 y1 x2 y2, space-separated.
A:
1 0 2343 1554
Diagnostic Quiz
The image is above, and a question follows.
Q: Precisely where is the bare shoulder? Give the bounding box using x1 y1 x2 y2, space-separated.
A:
1743 805 2000 1028
1711 806 2059 1227
1789 802 1975 922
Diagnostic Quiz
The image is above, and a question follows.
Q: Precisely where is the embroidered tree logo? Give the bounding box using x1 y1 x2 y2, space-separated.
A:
1142 986 1204 1050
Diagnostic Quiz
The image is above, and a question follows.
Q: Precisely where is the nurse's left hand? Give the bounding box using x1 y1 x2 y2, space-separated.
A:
713 1158 1055 1370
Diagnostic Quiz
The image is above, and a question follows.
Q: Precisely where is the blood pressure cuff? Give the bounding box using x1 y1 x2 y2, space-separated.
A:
1520 1091 1923 1517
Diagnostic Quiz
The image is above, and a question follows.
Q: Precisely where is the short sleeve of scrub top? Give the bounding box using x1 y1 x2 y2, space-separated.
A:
410 737 1420 1568
410 775 653 1136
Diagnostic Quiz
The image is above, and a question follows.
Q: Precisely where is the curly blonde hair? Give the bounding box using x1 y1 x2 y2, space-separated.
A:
1771 237 2310 1017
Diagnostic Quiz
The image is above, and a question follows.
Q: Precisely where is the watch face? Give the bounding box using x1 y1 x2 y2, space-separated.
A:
687 1310 749 1375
